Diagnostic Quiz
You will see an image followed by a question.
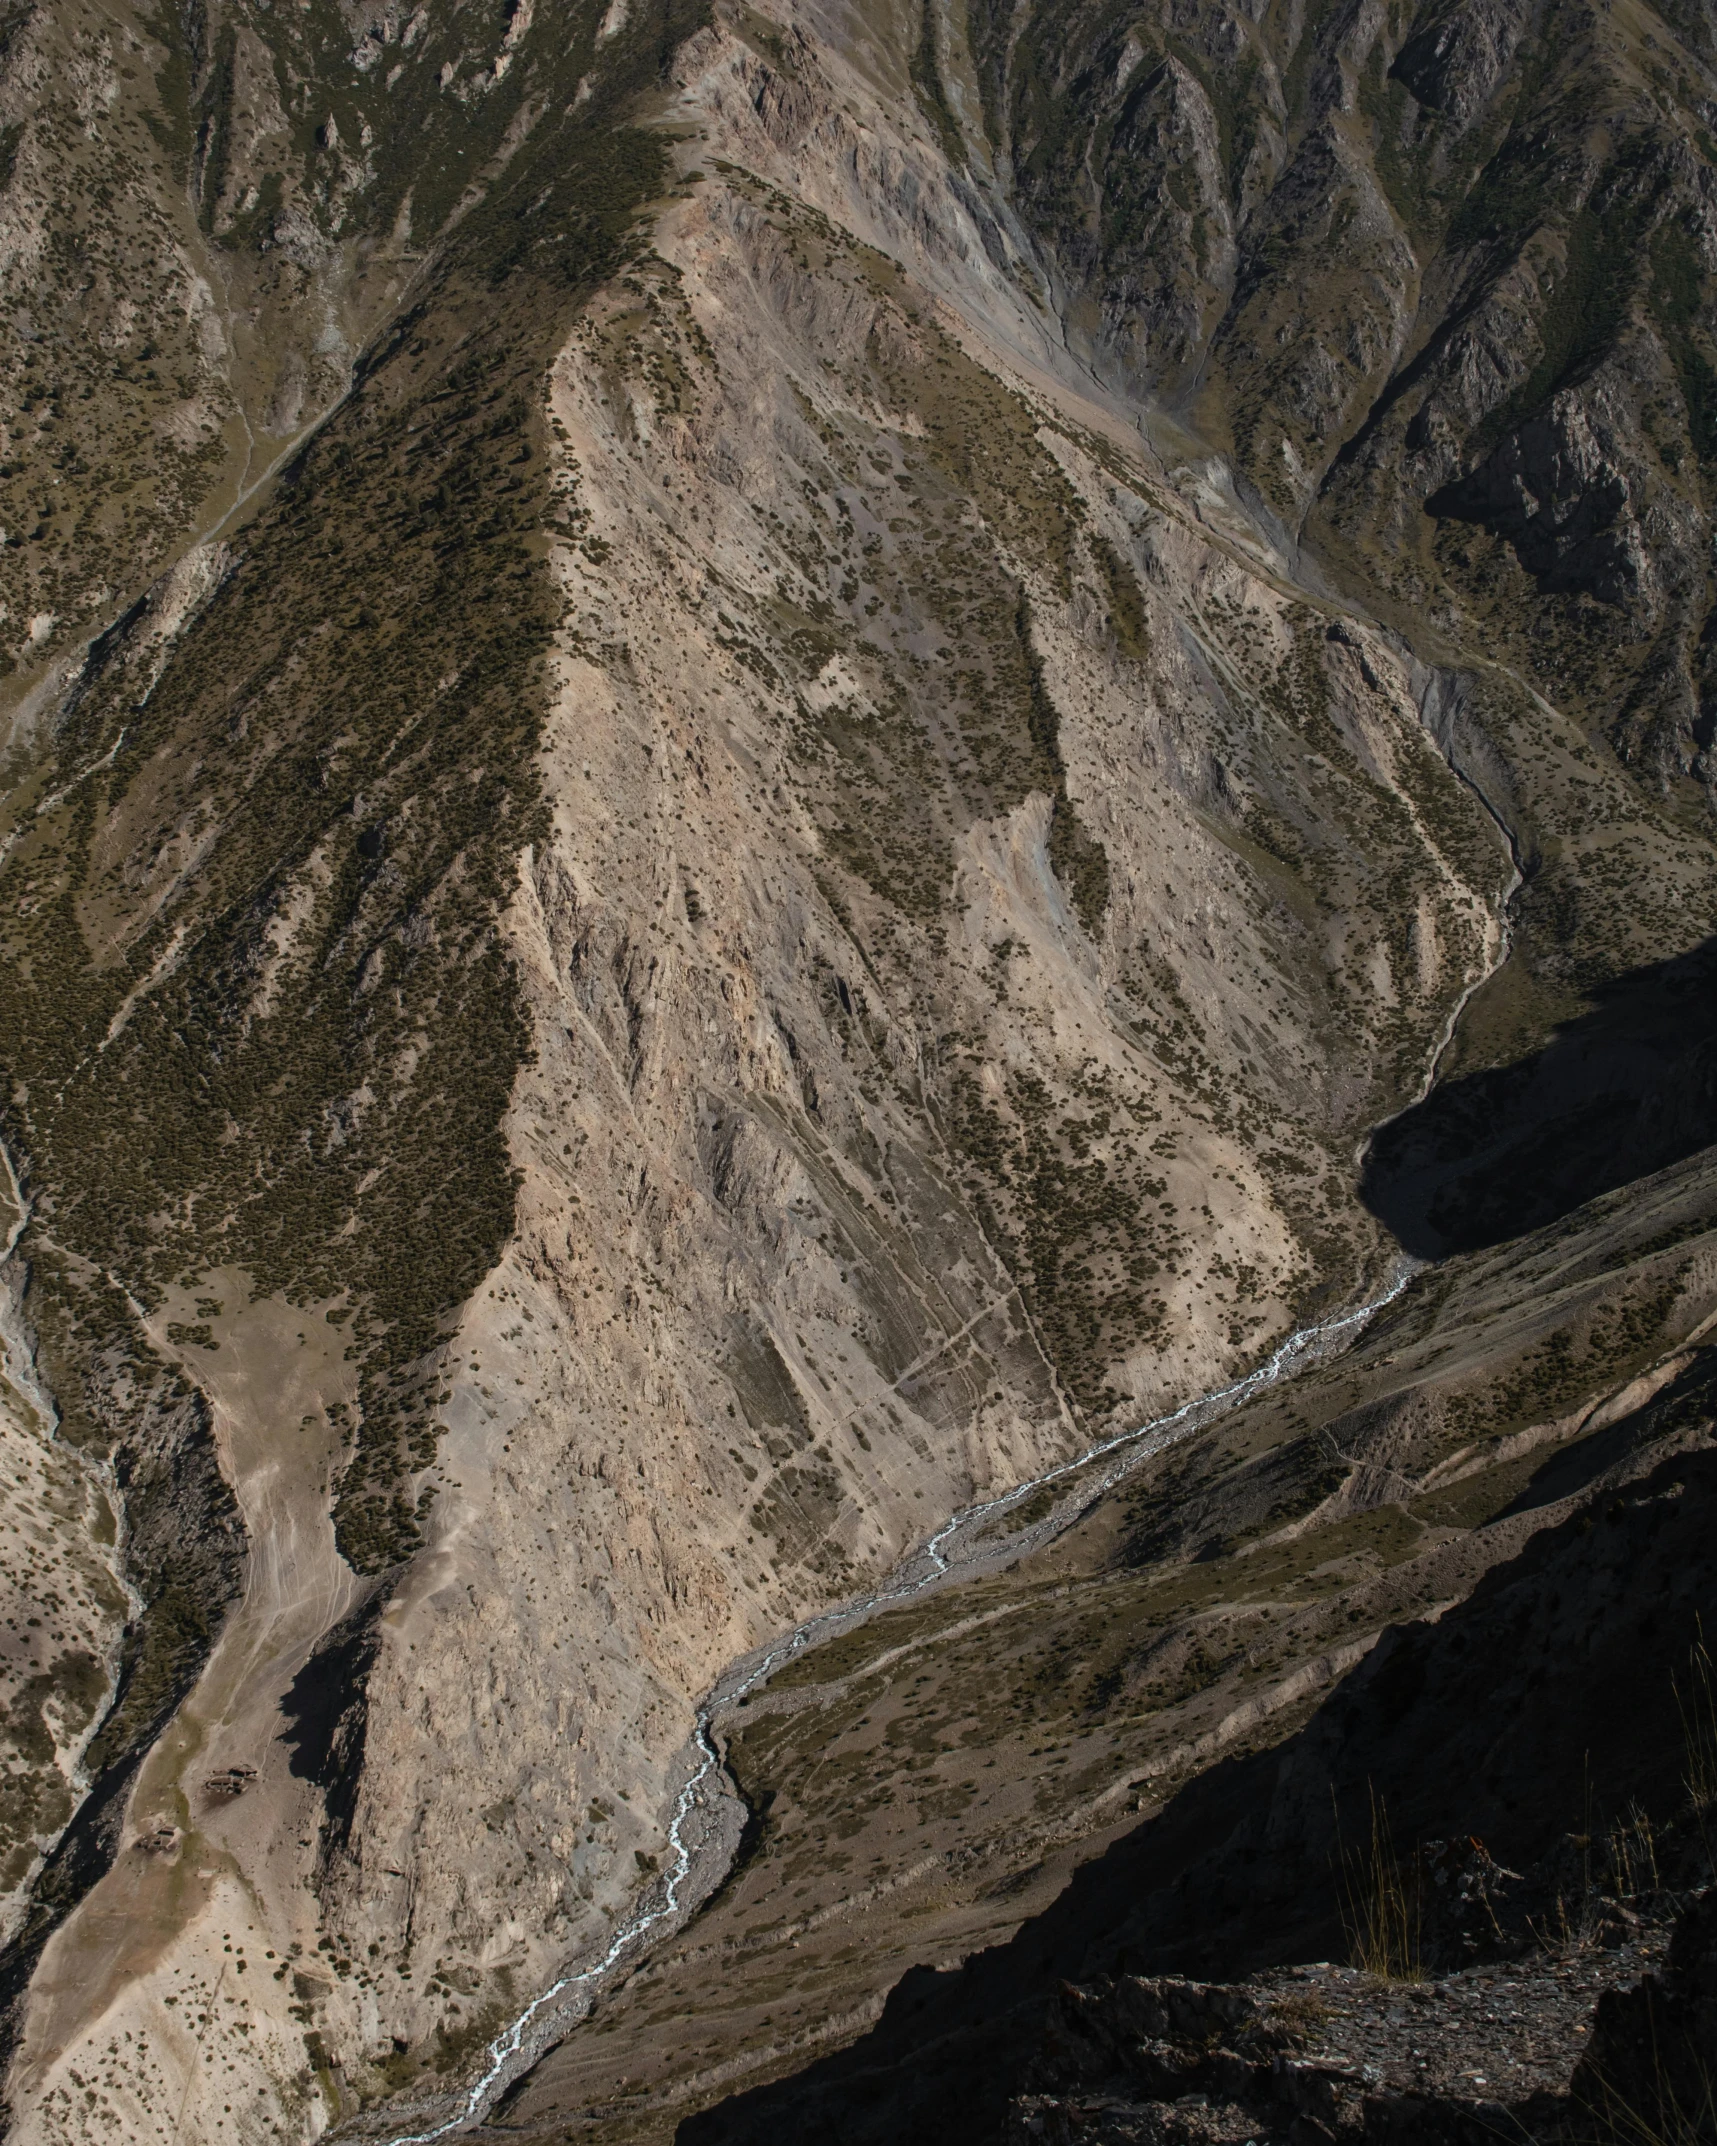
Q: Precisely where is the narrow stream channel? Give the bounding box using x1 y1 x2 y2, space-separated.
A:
379 1260 1419 2143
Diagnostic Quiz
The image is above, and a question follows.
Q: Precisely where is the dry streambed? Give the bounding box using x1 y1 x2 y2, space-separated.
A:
10 1274 369 2142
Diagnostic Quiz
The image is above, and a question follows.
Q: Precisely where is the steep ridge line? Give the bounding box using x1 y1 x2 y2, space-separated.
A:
362 211 1528 2131
372 1263 1417 2143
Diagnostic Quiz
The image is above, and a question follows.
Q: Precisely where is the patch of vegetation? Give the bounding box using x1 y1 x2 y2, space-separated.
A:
1356 49 1452 245
946 1064 1168 1414
1088 533 1151 665
1650 218 1717 470
1439 1273 1688 1447
757 211 1104 947
1469 192 1643 459
750 1456 853 1583
1020 598 1110 935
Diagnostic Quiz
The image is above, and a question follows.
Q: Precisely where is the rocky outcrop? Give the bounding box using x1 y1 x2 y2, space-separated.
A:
1391 0 1539 125
1424 358 1714 638
1576 1887 1717 2146
1003 1891 1717 2146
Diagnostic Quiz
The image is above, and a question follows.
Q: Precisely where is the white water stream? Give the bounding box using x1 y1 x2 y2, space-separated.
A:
380 1260 1418 2142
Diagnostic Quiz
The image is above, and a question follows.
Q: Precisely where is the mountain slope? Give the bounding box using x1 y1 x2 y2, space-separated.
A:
941 0 1717 1070
0 0 1712 2137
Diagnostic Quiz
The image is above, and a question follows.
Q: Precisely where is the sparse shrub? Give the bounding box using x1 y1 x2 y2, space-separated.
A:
1676 1622 1717 1825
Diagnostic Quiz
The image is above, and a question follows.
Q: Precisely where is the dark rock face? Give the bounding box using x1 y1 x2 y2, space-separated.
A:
966 0 1717 866
1002 1918 1704 2146
1094 57 1236 381
280 1592 388 1874
1574 1887 1717 2145
1391 0 1538 124
1429 396 1645 609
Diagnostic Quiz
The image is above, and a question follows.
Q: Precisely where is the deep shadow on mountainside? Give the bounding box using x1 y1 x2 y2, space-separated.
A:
679 1355 1717 2146
1360 936 1717 1258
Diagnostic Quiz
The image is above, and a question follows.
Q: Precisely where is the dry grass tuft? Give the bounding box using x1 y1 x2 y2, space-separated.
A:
1337 1785 1423 1984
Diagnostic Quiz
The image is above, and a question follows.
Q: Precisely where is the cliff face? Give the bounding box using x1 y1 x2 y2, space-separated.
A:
0 0 1712 2136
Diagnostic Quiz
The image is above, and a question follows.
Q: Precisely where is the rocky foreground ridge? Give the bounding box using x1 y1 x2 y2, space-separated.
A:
1006 1883 1717 2146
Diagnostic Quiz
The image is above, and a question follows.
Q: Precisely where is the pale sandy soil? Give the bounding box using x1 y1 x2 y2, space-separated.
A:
12 1272 363 2144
